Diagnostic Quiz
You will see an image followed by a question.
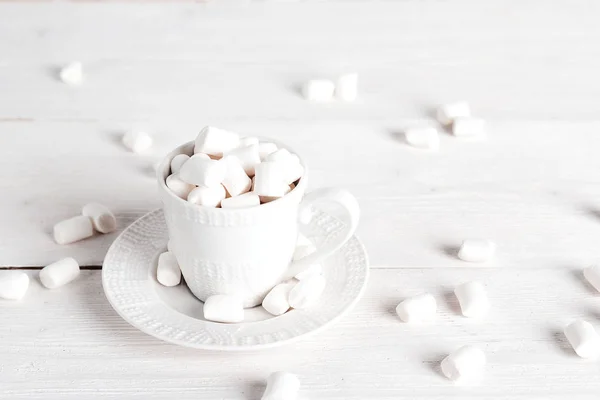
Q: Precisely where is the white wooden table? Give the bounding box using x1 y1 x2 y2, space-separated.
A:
1 2 600 398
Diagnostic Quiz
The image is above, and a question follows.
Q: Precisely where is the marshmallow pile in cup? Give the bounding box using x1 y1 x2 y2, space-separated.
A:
166 126 304 208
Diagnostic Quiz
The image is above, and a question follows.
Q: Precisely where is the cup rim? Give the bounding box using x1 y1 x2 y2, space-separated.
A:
157 138 308 211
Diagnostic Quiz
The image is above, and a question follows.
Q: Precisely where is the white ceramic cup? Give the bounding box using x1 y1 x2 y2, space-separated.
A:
158 140 360 308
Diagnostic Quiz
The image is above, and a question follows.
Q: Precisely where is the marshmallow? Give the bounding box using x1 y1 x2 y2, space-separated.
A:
258 142 278 161
194 126 240 157
252 162 286 199
454 281 489 318
404 127 440 150
59 62 83 85
82 203 117 234
166 174 196 199
262 371 300 400
452 117 485 137
222 156 252 196
225 144 261 176
564 319 600 359
203 294 244 323
441 345 486 381
265 150 303 185
583 265 600 293
436 101 471 125
457 239 495 262
157 252 181 287
262 282 295 316
39 257 80 289
170 154 190 174
294 263 322 281
0 271 29 300
289 274 326 309
187 185 226 208
239 136 259 147
122 131 153 153
179 156 227 187
336 73 358 102
302 79 335 102
220 192 260 209
265 148 292 163
293 244 316 261
395 293 437 323
53 215 94 245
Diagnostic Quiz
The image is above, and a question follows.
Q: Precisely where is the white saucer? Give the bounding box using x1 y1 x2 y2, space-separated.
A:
102 209 369 351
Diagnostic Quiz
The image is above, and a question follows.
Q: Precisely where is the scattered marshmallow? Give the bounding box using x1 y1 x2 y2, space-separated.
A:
289 274 326 309
0 271 29 300
436 101 471 126
53 215 94 245
179 155 227 187
194 126 240 158
457 239 495 262
187 185 226 208
294 263 322 281
262 372 300 400
226 144 261 176
82 203 117 234
440 345 486 381
336 73 358 102
59 62 83 85
454 281 489 318
222 156 252 196
395 293 437 323
157 252 181 287
220 192 260 209
39 257 80 289
404 127 440 150
258 142 278 161
122 131 153 153
564 319 600 359
262 282 295 316
583 265 600 293
239 136 259 147
166 174 196 199
452 117 485 137
170 154 190 174
302 79 335 102
254 162 287 201
203 294 244 323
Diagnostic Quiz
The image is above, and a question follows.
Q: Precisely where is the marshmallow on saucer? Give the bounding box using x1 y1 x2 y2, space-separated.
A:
262 282 295 316
194 126 240 158
157 252 181 287
289 274 326 309
203 294 244 323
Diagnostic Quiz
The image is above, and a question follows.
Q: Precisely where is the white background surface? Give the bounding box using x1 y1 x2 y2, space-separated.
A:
1 1 600 398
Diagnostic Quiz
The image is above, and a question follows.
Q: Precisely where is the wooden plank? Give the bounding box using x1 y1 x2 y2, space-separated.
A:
0 269 598 399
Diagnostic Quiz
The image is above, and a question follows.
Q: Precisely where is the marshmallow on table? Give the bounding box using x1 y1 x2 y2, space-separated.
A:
583 265 600 293
302 79 335 102
336 73 358 102
225 143 261 176
441 345 486 382
194 126 240 158
258 142 278 161
222 156 252 196
53 215 94 245
60 62 83 85
457 239 495 262
404 127 440 150
0 271 29 300
436 101 471 125
170 154 190 174
203 294 244 323
395 293 437 323
262 282 295 316
40 257 80 289
262 371 300 400
82 203 117 234
452 117 485 137
187 185 226 208
179 154 227 187
288 274 326 309
454 281 489 318
220 192 260 209
157 252 181 287
239 136 259 147
166 174 196 199
122 131 153 153
564 319 600 359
